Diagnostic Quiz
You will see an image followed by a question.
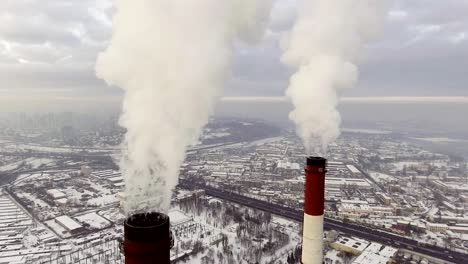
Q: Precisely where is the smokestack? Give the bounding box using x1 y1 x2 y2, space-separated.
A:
302 156 326 264
123 212 173 264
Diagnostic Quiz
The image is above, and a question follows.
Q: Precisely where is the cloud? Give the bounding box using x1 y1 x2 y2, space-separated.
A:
269 0 296 32
0 0 111 95
230 0 468 98
387 10 408 21
449 32 466 44
350 0 468 96
0 0 467 111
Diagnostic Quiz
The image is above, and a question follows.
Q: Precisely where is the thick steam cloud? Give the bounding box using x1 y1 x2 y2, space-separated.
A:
282 0 388 154
96 0 272 215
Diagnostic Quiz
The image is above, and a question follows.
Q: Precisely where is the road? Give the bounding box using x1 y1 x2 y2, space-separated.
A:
0 165 83 186
358 167 386 192
0 161 118 186
178 181 468 264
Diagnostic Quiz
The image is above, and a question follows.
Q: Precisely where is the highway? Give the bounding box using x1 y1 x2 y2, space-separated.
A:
178 181 468 264
0 165 86 186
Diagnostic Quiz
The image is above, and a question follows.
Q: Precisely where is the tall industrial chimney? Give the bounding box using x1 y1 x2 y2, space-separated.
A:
123 212 173 264
302 156 326 264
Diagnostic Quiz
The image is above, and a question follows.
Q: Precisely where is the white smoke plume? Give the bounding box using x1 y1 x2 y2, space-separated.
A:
282 0 388 154
96 0 272 215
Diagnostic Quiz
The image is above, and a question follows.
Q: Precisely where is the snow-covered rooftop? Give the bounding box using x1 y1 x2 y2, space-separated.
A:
46 189 66 199
168 210 192 226
55 215 82 231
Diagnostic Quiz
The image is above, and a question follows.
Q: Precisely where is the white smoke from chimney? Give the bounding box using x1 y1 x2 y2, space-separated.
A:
96 0 272 215
282 0 388 154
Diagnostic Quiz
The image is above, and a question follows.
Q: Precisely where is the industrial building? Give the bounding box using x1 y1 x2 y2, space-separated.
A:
54 215 84 234
352 242 397 264
330 236 369 255
46 189 66 200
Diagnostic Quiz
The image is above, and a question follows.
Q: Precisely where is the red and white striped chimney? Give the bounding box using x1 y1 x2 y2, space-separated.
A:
302 156 326 264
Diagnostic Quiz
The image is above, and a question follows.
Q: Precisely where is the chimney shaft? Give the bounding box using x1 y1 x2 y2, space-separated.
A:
123 212 172 264
302 156 326 264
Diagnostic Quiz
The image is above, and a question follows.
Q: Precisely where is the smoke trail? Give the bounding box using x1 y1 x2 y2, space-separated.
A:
96 0 272 215
282 0 388 154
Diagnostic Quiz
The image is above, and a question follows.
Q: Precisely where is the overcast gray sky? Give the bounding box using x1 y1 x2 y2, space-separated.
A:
0 0 467 111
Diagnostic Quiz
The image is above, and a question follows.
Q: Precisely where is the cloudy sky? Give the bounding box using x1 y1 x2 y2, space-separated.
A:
0 0 467 111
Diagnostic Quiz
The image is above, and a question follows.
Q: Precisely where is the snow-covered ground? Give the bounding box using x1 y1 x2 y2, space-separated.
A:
2 143 117 154
202 132 231 139
245 136 284 147
390 160 448 170
0 158 56 172
172 198 300 264
368 171 397 183
411 137 468 143
324 249 346 264
16 192 51 211
14 173 43 183
0 160 23 171
87 194 118 206
99 208 125 223
342 128 392 134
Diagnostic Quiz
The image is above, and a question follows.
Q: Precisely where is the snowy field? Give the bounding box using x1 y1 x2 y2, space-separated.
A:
390 160 448 170
411 137 468 143
2 143 117 154
202 132 231 139
87 194 118 206
0 158 56 172
342 128 392 134
172 197 301 264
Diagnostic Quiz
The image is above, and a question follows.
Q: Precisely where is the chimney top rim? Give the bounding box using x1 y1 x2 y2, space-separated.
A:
125 212 168 229
124 212 170 242
306 156 327 167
